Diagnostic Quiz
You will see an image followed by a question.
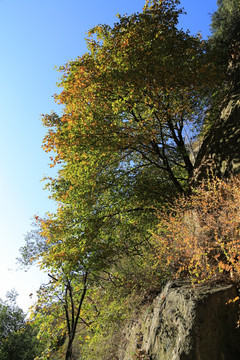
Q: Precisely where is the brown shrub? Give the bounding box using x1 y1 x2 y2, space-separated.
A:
152 176 240 282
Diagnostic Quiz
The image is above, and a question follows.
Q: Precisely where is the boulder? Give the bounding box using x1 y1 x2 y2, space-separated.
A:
118 281 240 360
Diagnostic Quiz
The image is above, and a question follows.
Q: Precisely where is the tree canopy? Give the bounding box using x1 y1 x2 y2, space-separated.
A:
19 1 229 359
37 0 219 272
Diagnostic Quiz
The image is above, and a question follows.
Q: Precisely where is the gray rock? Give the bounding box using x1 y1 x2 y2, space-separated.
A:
191 53 240 185
192 96 240 184
118 281 240 360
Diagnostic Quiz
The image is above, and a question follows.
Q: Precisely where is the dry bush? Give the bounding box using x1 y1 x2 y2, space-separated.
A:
152 176 240 282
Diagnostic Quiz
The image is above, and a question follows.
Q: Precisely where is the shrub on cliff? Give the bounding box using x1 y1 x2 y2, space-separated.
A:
152 176 240 282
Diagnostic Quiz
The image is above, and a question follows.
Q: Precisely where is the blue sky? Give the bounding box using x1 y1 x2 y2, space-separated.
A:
0 0 217 311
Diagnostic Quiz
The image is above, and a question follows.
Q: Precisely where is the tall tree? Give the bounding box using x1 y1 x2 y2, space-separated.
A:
20 1 221 359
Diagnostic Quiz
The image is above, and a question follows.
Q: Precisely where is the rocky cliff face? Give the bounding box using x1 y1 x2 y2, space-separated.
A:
118 281 240 360
192 43 240 185
192 96 240 183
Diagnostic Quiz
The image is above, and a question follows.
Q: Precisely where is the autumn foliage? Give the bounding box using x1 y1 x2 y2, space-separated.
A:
18 0 236 359
152 176 240 282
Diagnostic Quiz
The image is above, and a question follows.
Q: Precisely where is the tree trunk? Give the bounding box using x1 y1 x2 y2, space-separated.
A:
65 336 74 360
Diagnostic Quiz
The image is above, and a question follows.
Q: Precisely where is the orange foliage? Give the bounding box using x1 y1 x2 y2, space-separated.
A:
152 176 240 282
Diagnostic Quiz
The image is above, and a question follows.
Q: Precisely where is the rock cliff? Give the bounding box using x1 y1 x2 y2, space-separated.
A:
118 281 240 360
192 45 240 184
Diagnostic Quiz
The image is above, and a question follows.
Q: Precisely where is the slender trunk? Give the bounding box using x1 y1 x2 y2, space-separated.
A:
64 272 88 360
65 336 74 360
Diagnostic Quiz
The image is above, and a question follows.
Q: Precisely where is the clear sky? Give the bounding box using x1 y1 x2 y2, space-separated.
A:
0 0 217 311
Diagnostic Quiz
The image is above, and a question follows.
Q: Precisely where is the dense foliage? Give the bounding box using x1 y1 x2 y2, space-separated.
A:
18 0 239 359
210 0 240 64
0 290 42 360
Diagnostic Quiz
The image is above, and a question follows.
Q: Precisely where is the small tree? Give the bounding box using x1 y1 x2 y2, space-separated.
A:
0 290 42 360
32 271 88 360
